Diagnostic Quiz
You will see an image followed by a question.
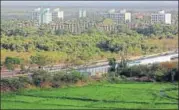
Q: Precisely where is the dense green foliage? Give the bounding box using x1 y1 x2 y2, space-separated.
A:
108 61 178 82
4 57 23 70
30 54 53 68
1 70 88 91
108 58 117 72
1 83 178 109
136 24 178 37
1 21 178 66
1 61 178 92
1 77 26 91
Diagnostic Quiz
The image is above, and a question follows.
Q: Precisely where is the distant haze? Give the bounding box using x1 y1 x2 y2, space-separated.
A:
1 1 178 8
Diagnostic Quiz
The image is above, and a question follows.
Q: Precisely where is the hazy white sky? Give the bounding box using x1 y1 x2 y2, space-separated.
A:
2 1 178 6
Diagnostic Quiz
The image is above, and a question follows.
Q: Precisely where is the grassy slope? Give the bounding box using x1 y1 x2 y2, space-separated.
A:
1 83 178 109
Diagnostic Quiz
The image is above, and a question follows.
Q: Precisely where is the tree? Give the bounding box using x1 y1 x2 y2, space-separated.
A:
4 57 21 71
108 58 117 73
31 70 52 86
117 46 128 76
30 54 52 69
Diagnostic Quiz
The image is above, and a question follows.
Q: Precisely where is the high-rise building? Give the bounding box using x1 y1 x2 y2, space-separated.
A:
40 8 52 24
32 8 41 22
102 9 131 24
52 8 64 21
151 10 171 24
79 9 86 18
32 8 52 25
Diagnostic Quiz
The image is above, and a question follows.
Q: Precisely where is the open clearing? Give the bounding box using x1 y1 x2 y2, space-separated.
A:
1 82 178 109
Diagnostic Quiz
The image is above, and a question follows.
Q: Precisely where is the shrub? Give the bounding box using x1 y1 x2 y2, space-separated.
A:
20 64 26 71
19 76 32 86
55 71 87 84
9 78 24 91
61 74 73 83
80 73 89 82
1 78 11 92
153 69 165 82
116 62 178 82
1 77 30 92
163 68 179 82
4 57 22 71
108 58 117 72
120 75 127 80
108 72 116 77
31 70 52 87
1 78 23 91
5 57 21 65
108 76 122 83
51 72 65 88
71 71 82 83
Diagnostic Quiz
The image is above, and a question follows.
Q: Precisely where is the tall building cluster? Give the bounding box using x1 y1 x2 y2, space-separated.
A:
32 8 172 25
32 8 64 25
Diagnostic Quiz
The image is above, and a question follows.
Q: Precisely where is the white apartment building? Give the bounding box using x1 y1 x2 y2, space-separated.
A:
151 10 171 24
79 9 86 18
52 8 64 21
102 9 131 24
40 8 52 24
32 8 52 25
32 8 41 22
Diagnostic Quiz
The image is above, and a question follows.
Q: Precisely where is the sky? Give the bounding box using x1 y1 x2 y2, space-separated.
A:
1 1 178 7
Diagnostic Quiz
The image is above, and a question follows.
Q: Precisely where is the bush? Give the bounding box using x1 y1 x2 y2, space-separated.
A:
108 76 122 83
1 79 11 92
80 73 89 82
4 57 22 71
1 77 31 92
31 70 52 87
108 72 116 77
51 71 88 86
71 71 83 83
51 72 65 88
19 76 32 86
116 62 178 82
5 57 21 65
120 75 127 80
61 73 73 83
9 78 24 91
154 69 165 82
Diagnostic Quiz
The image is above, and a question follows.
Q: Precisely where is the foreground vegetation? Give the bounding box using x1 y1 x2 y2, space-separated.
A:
1 61 178 92
1 61 178 109
1 61 178 90
1 82 178 109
